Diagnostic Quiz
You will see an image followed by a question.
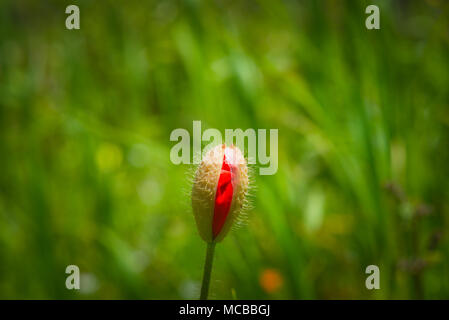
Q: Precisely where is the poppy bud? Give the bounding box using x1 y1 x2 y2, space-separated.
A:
192 144 249 243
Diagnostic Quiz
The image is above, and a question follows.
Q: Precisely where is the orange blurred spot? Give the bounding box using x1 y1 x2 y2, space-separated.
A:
259 268 283 294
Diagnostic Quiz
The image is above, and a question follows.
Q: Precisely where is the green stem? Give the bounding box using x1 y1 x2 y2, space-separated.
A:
200 242 216 300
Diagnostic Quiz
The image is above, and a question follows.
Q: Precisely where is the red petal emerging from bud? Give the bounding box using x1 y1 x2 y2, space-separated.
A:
212 154 234 239
192 144 248 243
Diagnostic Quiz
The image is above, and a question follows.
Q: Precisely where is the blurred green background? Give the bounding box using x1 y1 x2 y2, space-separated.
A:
1 0 449 299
